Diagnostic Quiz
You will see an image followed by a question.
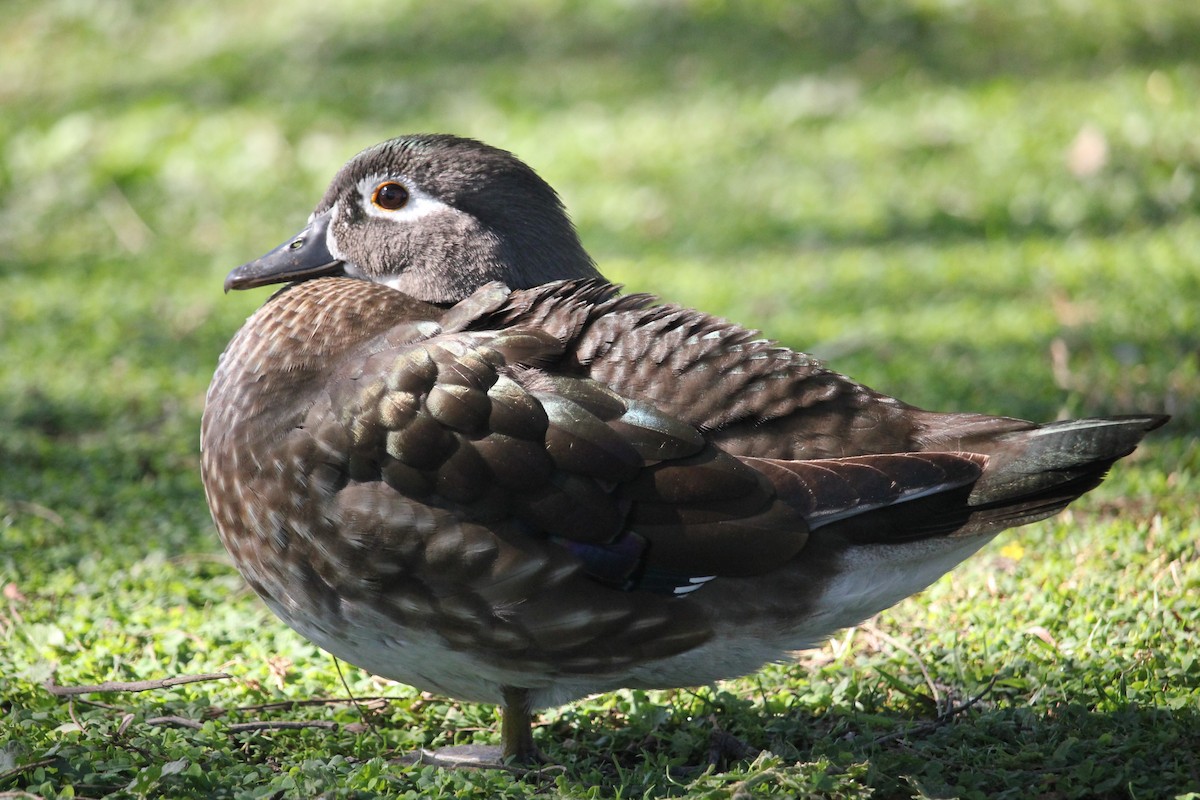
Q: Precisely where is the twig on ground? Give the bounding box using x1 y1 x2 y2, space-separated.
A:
72 697 123 711
228 719 367 734
43 672 387 739
0 758 58 785
43 671 395 740
143 715 205 730
8 500 65 527
231 696 393 714
332 656 385 743
871 675 999 747
66 696 86 733
43 673 231 696
862 622 942 713
128 715 370 735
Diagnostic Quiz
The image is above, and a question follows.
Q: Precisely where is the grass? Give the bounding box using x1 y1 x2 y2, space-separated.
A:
2 0 1198 797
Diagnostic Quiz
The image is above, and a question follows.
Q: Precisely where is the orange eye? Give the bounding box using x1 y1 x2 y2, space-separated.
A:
371 182 409 211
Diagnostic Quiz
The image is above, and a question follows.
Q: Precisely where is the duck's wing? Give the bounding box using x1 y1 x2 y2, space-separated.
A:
325 296 989 600
461 279 935 458
466 280 1166 526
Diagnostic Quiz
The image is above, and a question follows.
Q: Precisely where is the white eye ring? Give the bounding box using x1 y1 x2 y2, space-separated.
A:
357 176 451 223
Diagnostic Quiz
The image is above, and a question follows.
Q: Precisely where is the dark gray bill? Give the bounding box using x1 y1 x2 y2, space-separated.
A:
224 209 342 292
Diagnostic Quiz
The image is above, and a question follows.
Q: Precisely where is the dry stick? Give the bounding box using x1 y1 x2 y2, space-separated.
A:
10 500 65 527
332 656 385 743
46 672 379 737
0 758 58 785
232 696 394 714
228 720 349 733
870 675 999 747
862 622 943 713
71 698 123 711
133 715 368 735
43 672 231 696
116 713 136 736
66 696 86 733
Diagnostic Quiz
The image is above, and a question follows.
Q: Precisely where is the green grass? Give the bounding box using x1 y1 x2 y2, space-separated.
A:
2 1 1198 797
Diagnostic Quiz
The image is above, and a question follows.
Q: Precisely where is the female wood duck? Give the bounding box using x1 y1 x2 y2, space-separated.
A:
201 134 1166 765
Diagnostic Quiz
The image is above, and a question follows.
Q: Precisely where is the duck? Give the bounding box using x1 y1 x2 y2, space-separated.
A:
200 134 1167 765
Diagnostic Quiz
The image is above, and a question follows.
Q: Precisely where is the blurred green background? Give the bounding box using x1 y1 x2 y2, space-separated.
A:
2 1 1197 798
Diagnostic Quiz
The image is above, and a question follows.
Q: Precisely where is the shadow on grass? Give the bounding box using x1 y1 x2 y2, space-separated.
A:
536 690 1200 798
1 392 213 556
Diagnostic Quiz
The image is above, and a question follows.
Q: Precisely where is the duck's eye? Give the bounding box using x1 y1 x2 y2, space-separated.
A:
371 182 410 211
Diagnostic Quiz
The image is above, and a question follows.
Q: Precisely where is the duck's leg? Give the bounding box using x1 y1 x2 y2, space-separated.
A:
396 686 543 769
500 686 541 763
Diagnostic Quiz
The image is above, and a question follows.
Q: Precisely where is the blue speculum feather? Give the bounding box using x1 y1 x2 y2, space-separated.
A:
552 532 714 595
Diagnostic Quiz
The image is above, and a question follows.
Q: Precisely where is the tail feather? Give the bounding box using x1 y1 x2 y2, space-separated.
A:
920 413 1166 505
764 415 1166 549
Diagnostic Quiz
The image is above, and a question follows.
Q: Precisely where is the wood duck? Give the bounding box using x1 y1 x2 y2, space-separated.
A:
200 134 1166 765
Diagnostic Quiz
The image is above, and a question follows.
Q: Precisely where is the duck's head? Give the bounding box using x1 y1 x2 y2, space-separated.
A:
224 134 600 305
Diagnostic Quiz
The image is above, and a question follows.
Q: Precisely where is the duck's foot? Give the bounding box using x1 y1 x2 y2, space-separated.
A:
394 687 558 772
395 744 538 771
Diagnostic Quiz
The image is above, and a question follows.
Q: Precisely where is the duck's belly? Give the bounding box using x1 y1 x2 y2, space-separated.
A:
244 529 996 710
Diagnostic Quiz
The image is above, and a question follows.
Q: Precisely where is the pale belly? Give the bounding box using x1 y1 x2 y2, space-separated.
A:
249 530 997 710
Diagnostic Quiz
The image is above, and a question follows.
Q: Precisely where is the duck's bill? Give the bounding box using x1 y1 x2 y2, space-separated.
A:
224 209 343 292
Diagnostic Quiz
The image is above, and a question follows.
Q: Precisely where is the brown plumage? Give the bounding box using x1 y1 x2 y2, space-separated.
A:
201 134 1166 764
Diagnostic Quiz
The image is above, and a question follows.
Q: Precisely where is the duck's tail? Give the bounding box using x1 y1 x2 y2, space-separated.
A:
915 412 1168 531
